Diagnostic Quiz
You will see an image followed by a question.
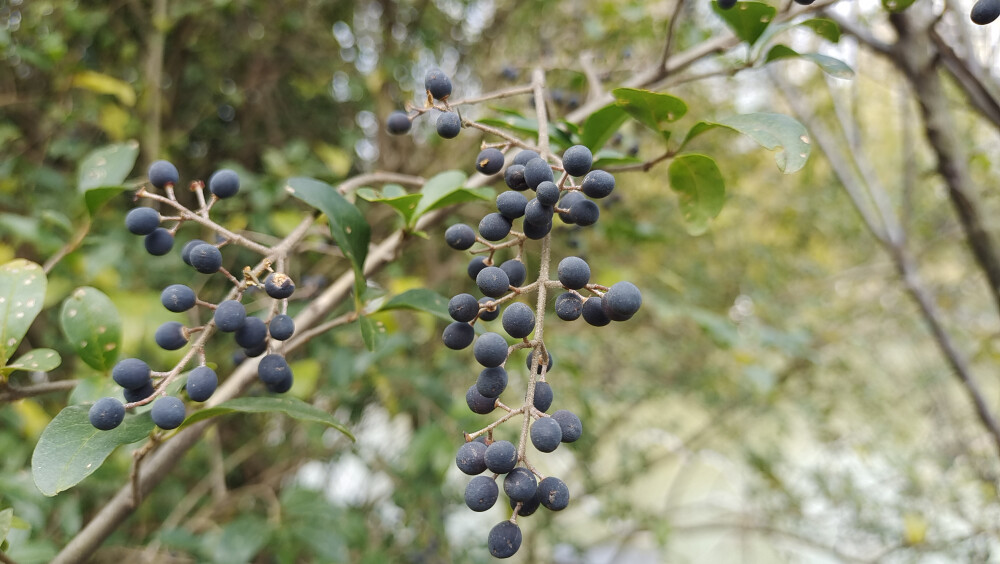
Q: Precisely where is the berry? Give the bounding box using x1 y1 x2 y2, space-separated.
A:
465 475 499 512
424 67 453 100
602 281 642 321
89 397 125 431
456 441 488 475
443 321 475 350
477 366 508 398
258 353 292 386
551 409 582 442
113 358 151 390
386 111 412 134
582 297 611 326
123 382 155 403
535 181 560 206
523 157 553 189
533 381 553 412
537 476 570 511
972 0 1000 24
474 332 508 368
570 198 600 226
488 521 522 559
479 213 512 242
501 302 535 339
125 207 160 235
186 366 218 402
496 190 528 219
718 0 737 9
530 416 562 452
562 145 593 177
475 148 505 175
523 198 553 227
264 272 295 299
144 228 174 256
523 218 552 240
214 300 247 332
794 0 816 3
189 243 223 274
208 169 240 198
503 467 537 502
436 112 461 138
513 150 540 166
180 239 207 265
266 372 294 393
557 191 586 224
269 314 295 341
557 256 591 290
504 165 529 191
445 223 476 251
476 266 510 298
150 396 186 429
581 170 615 199
555 292 583 321
510 493 540 517
148 160 179 189
449 293 480 323
478 297 500 321
467 256 490 281
526 350 553 374
499 259 527 287
235 316 268 348
466 384 496 414
155 321 188 350
161 284 197 312
244 341 268 358
484 440 517 474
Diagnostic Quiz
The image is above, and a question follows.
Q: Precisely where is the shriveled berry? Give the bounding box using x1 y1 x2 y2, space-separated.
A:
264 272 295 299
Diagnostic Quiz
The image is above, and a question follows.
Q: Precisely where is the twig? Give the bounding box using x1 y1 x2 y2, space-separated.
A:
0 380 77 403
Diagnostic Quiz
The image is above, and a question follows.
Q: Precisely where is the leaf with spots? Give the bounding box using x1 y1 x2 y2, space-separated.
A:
0 259 47 366
359 315 386 352
2 348 61 375
77 141 140 215
60 287 122 372
712 1 777 46
679 113 811 174
32 406 152 496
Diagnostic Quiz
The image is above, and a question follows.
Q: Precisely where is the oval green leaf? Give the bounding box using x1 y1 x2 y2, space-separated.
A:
32 406 153 496
712 1 777 45
715 112 811 173
801 18 841 43
612 88 687 142
378 288 452 322
0 259 47 366
668 154 726 236
77 141 140 215
3 348 61 375
412 170 468 220
59 287 122 372
180 396 354 440
579 103 629 151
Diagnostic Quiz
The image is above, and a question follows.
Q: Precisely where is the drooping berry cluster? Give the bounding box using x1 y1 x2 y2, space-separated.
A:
89 161 298 432
387 68 642 558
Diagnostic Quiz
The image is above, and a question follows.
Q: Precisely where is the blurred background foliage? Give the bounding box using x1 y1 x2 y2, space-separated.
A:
2 0 1000 562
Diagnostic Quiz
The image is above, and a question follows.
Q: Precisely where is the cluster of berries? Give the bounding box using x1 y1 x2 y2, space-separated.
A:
88 161 298 432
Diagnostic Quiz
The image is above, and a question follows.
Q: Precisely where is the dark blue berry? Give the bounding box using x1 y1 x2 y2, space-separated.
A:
186 366 218 402
475 148 505 175
552 409 582 442
557 191 586 224
443 321 475 350
214 300 247 332
562 145 593 177
113 358 151 390
123 382 155 403
526 351 553 374
386 111 412 134
499 259 527 287
488 521 522 559
535 181 560 206
181 239 207 265
523 157 553 189
89 397 125 430
264 272 295 299
125 207 160 235
424 67 453 100
209 169 240 198
555 292 583 321
537 476 570 510
504 467 537 503
466 384 496 414
144 228 174 256
557 256 591 290
496 191 528 219
582 296 611 326
161 284 197 312
465 475 499 512
510 493 540 517
436 112 461 138
456 441 488 475
155 321 188 350
570 198 600 226
477 366 508 398
501 302 535 339
269 314 295 341
478 297 500 322
718 0 737 9
523 217 552 240
484 440 517 474
244 341 268 358
148 160 179 189
602 281 642 321
445 223 476 251
151 396 186 429
523 198 553 227
581 170 615 199
513 150 540 167
467 256 490 281
258 353 292 386
533 381 553 412
479 213 512 242
266 371 293 393
530 416 562 452
449 293 480 323
474 332 508 368
189 243 222 274
235 316 268 348
476 266 510 298
504 165 528 191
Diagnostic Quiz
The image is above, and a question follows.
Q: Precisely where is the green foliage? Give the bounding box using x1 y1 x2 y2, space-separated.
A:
614 88 688 143
668 154 726 235
765 45 855 79
713 1 777 45
180 396 354 439
0 260 47 368
77 141 140 215
683 113 812 173
58 287 122 372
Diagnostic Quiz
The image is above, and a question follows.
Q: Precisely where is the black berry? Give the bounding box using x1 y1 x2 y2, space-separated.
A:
533 381 553 412
551 409 582 442
125 207 160 235
496 190 528 219
476 266 510 298
499 259 527 287
144 228 174 256
558 256 591 290
513 150 540 166
557 191 586 224
537 476 570 510
555 292 583 321
456 440 488 475
424 67 453 100
208 169 240 198
562 145 593 177
466 384 496 414
475 148 505 175
445 223 476 251
478 297 500 321
148 160 179 189
972 0 1000 24
503 467 537 502
523 217 552 240
123 382 155 403
477 366 508 398
523 198 553 227
235 316 268 348
501 302 535 339
150 396 186 429
89 397 125 431
186 366 218 402
504 164 529 191
570 198 600 226
161 284 196 312
436 112 461 138
474 332 508 368
582 296 611 326
468 256 490 281
484 440 517 474
602 281 642 321
523 157 554 189
264 272 295 299
479 213 512 242
269 314 295 341
113 358 151 390
155 321 188 350
487 521 522 559
718 0 737 9
465 475 499 512
530 416 562 452
581 170 615 199
449 293 481 323
443 321 475 350
189 243 223 274
258 353 292 386
535 181 560 206
181 239 207 265
386 111 412 135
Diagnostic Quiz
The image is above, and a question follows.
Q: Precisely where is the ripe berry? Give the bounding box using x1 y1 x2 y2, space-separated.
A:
244 341 268 358
523 157 554 189
551 409 582 442
582 297 611 326
488 521 522 559
466 384 496 414
557 191 586 224
89 397 125 431
513 150 540 166
208 169 240 198
214 300 247 332
972 0 1000 24
555 292 583 321
499 259 526 287
484 440 517 474
125 207 160 235
526 351 553 374
570 198 600 226
558 256 591 290
235 316 268 348
181 239 207 265
264 272 295 299
504 467 537 503
496 191 528 219
424 67 453 100
476 266 510 298
436 112 461 138
562 145 593 177
468 256 490 281
533 381 553 412
386 111 412 134
189 243 223 274
456 441 488 475
602 281 642 321
148 160 179 189
161 284 197 312
477 366 508 398
449 293 480 323
535 181 560 206
510 493 540 517
124 382 155 403
501 302 535 339
113 358 151 390
474 332 508 368
581 170 615 199
537 476 570 511
478 297 500 322
155 321 188 350
258 353 292 386
523 198 553 227
186 366 218 402
478 213 512 242
530 417 562 452
465 475 499 512
475 148 505 175
269 314 295 341
523 218 552 240
144 228 175 256
718 0 737 9
504 165 528 191
266 371 294 393
445 223 476 251
151 395 186 429
443 321 475 350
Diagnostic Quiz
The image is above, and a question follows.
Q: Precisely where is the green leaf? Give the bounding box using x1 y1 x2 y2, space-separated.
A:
357 190 423 225
32 406 153 496
2 348 61 375
411 170 474 222
378 288 452 321
765 45 854 79
359 315 386 352
712 1 777 45
0 508 11 544
72 71 137 106
800 18 841 43
716 112 811 173
613 88 687 142
59 287 122 372
0 259 47 366
77 141 140 215
286 177 372 303
764 44 799 63
668 154 726 236
579 104 629 151
881 0 916 12
180 396 354 440
212 515 271 564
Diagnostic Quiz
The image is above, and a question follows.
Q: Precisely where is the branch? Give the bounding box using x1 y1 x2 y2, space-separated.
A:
0 380 78 402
